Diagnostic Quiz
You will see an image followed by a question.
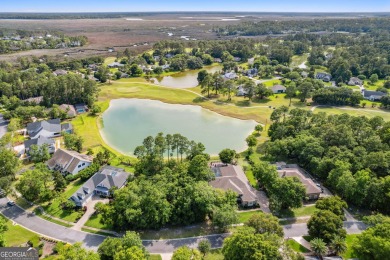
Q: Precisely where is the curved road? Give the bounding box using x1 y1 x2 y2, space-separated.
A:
0 198 366 253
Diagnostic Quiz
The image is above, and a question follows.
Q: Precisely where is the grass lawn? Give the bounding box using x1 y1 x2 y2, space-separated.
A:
342 234 359 259
363 79 385 90
149 255 162 260
204 248 224 260
1 215 40 247
84 213 113 230
237 209 262 223
41 179 85 223
104 57 117 65
244 169 257 187
290 54 309 68
287 239 311 253
279 205 317 218
315 106 390 121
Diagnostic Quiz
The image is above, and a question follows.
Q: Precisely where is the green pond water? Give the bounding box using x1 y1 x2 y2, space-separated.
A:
100 99 257 156
150 65 222 88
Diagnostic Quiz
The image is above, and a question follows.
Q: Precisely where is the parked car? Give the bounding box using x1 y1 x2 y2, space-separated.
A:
7 200 15 206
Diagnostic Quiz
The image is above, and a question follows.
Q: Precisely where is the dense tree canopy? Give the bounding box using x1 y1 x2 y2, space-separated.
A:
266 108 390 214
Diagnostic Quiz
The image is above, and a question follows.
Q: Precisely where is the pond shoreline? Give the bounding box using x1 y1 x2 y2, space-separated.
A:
99 98 257 156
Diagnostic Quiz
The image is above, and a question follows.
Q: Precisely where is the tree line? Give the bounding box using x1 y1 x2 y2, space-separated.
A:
266 107 390 214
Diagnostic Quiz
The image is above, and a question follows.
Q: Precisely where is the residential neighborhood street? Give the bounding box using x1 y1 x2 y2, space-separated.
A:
0 114 8 139
0 197 367 253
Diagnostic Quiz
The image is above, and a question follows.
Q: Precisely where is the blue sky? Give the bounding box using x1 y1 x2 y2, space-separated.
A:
1 0 390 13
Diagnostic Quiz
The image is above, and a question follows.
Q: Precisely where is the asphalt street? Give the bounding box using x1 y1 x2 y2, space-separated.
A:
0 198 367 253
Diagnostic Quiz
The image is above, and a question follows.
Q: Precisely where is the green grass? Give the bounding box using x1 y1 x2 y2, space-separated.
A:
148 255 163 260
287 239 311 253
314 106 390 121
342 234 359 259
81 227 115 237
1 214 40 247
290 54 309 68
237 210 262 223
244 169 257 187
84 213 113 230
279 205 317 218
34 210 73 228
363 79 385 90
204 248 224 260
41 179 85 223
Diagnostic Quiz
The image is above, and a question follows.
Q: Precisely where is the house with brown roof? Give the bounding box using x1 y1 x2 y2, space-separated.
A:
47 148 93 175
275 162 322 200
59 104 77 118
210 164 259 207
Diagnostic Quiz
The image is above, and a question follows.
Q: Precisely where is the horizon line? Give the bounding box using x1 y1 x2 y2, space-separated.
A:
0 11 390 14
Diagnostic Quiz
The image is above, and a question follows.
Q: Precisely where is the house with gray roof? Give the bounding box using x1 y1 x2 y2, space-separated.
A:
363 90 386 101
70 166 131 207
210 164 258 207
53 69 68 76
348 77 363 86
47 148 93 175
315 72 331 82
107 62 124 68
27 119 62 139
271 85 286 94
61 123 73 134
24 136 55 154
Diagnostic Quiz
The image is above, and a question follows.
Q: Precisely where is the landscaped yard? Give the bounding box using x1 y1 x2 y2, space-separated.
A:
84 213 113 230
287 239 311 253
1 215 40 247
237 209 262 223
41 179 85 223
148 255 162 260
279 205 317 219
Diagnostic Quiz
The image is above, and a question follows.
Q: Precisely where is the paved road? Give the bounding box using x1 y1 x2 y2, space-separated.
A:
0 114 8 139
0 198 367 253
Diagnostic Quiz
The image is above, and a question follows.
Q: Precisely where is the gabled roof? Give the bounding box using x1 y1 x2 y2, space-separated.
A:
59 104 77 117
363 90 386 98
70 166 131 205
47 148 93 173
24 136 55 150
271 85 286 91
27 119 61 138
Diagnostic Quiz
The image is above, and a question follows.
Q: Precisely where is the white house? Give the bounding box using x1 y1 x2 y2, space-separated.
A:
271 85 287 94
47 149 93 175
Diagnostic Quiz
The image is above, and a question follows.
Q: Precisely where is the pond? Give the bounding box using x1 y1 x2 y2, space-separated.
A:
100 99 257 156
150 65 222 89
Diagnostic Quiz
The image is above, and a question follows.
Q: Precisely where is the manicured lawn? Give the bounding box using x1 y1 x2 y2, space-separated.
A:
149 255 163 260
104 57 117 65
363 79 385 90
279 205 317 218
41 179 85 223
204 248 224 260
315 106 390 121
84 213 113 230
237 209 262 223
342 234 359 259
287 239 311 253
1 215 40 247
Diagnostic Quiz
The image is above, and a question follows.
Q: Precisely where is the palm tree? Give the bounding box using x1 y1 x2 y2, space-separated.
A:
330 236 347 256
310 238 328 259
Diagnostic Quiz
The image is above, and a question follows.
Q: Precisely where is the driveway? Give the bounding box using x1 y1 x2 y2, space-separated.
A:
72 196 109 231
0 197 367 253
0 114 8 139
